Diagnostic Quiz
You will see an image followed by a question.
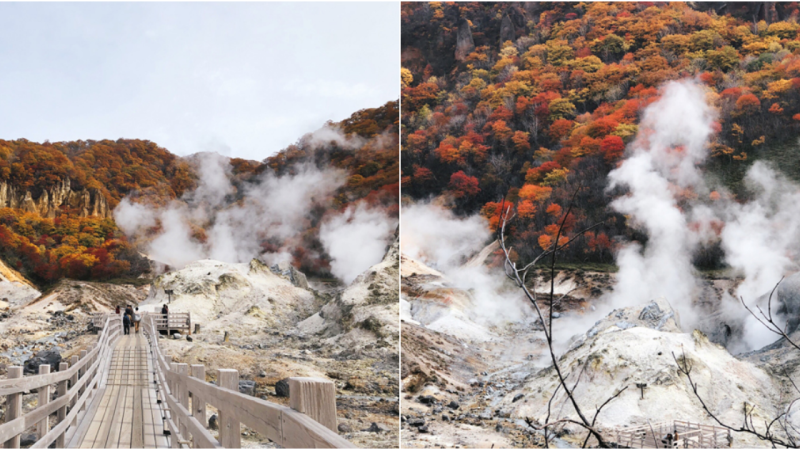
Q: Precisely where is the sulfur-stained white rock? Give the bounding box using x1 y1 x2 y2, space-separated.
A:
299 236 399 349
0 258 41 307
139 258 316 327
506 300 781 447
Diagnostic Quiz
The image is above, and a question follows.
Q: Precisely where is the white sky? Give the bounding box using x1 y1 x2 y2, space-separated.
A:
0 2 399 160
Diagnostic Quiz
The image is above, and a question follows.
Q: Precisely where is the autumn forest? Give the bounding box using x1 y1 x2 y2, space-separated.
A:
0 101 398 285
401 1 800 269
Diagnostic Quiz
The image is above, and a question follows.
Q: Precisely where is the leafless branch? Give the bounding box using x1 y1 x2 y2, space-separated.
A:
500 184 619 448
739 278 800 353
673 346 798 448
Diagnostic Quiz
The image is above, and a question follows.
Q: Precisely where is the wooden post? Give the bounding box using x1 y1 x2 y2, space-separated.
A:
69 355 79 414
288 377 338 432
218 369 241 448
37 365 51 439
170 362 179 435
79 349 88 411
4 366 23 449
175 363 190 440
56 362 69 448
190 365 207 429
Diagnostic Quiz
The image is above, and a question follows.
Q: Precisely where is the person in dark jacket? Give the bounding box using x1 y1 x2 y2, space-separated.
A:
123 312 131 335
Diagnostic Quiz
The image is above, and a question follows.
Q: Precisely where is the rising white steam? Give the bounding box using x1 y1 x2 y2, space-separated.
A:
605 80 715 332
606 79 800 351
401 203 492 270
401 203 528 326
320 204 397 284
114 150 395 282
301 124 366 150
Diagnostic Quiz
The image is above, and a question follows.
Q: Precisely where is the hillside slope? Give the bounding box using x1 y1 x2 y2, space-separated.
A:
401 2 800 267
0 100 398 285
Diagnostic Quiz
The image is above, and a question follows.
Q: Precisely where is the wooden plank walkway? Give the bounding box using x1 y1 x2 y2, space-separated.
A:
69 334 169 449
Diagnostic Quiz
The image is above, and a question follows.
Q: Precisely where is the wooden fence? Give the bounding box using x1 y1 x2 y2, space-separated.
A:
1 314 354 448
91 312 192 335
143 315 352 448
0 316 121 449
608 420 732 448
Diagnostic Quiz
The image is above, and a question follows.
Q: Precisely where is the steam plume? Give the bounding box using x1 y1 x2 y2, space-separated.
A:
114 148 395 282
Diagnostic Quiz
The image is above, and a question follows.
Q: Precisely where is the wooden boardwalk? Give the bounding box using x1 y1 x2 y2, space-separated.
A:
68 334 169 448
1 314 352 449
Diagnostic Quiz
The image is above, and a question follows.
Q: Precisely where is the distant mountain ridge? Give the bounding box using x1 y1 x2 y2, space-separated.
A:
0 100 399 285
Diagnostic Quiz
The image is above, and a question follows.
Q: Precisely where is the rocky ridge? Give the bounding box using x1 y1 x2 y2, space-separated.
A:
0 178 110 219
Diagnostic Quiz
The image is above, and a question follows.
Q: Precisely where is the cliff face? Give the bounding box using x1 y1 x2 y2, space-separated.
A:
454 18 475 61
0 178 109 219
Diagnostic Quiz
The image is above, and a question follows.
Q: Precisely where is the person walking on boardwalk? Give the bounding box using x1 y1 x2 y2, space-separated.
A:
123 311 131 335
161 304 169 330
134 307 142 333
115 305 120 315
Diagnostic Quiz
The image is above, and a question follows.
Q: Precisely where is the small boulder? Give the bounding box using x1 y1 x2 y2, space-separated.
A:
20 434 37 447
186 336 193 342
238 380 256 396
512 393 524 403
23 350 62 375
417 395 436 405
407 418 425 427
447 400 459 410
208 414 218 430
338 423 352 433
364 422 388 433
275 378 291 397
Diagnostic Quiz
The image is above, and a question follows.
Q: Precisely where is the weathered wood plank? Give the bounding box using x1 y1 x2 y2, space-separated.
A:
189 365 206 430
288 377 338 433
56 362 70 448
217 370 240 449
36 365 51 439
3 366 23 449
91 384 121 449
132 351 144 449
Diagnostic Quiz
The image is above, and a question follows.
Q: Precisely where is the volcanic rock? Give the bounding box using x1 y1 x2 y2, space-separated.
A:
23 349 62 375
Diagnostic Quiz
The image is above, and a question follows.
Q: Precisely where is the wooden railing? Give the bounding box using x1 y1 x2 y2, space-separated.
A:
143 315 353 448
90 312 192 333
146 312 191 333
608 420 732 448
0 315 122 449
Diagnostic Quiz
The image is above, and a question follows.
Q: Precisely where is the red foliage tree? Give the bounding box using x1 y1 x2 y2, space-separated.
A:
448 171 480 198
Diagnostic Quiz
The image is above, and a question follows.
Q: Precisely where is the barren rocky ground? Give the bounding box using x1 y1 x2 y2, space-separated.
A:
400 251 793 449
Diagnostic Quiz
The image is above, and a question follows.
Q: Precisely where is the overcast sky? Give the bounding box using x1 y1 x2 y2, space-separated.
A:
0 2 398 160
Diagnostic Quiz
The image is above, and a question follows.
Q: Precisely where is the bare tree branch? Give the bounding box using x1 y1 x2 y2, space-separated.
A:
500 184 619 448
673 345 798 448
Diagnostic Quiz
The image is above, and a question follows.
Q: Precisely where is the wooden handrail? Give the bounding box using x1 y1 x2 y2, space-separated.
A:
0 320 119 395
0 315 121 449
143 316 353 448
2 313 353 449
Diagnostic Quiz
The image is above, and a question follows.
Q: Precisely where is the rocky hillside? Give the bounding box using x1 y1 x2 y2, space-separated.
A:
298 234 400 357
0 178 109 219
149 241 401 447
0 257 40 307
401 1 800 268
139 258 318 327
0 100 398 286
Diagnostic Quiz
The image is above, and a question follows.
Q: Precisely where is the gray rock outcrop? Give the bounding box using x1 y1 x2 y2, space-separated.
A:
455 18 475 61
0 178 110 219
499 13 516 44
